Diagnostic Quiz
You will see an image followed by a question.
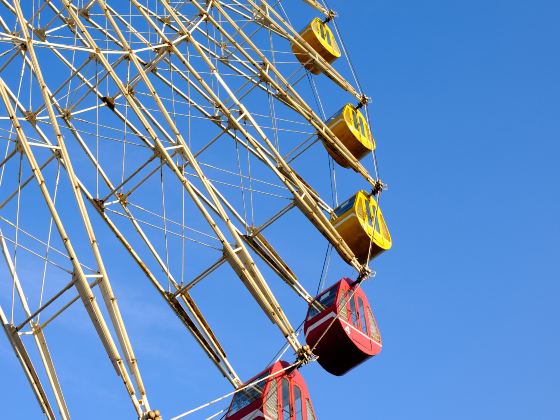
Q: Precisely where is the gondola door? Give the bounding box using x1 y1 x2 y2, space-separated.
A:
356 295 373 352
279 376 311 420
347 291 374 353
280 377 290 420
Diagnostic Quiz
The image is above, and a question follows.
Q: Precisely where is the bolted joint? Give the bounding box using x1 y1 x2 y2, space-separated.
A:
14 139 24 154
64 16 76 28
142 409 162 420
198 3 211 19
357 94 371 108
124 83 135 97
296 344 314 365
78 8 90 19
115 192 129 206
209 114 221 123
60 108 72 121
153 45 169 57
30 322 42 334
356 265 373 283
245 226 257 237
226 116 237 129
23 111 37 124
324 9 337 23
53 149 63 160
101 96 115 111
372 179 387 196
92 198 105 211
153 147 164 160
32 28 47 42
258 61 269 77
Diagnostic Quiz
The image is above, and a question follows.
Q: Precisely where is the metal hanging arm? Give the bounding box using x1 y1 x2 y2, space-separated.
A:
301 0 332 17
246 0 363 100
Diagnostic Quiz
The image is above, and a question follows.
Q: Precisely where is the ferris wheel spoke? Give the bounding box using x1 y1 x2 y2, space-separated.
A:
171 291 243 387
0 234 70 419
184 180 316 305
104 0 376 222
4 0 352 308
86 186 245 388
0 304 57 419
3 30 156 418
3 39 249 390
244 231 314 302
0 20 150 410
137 3 366 273
0 1 387 417
61 6 288 167
247 0 362 99
197 0 378 186
56 0 308 360
76 168 245 388
120 0 367 185
35 0 306 366
104 203 243 387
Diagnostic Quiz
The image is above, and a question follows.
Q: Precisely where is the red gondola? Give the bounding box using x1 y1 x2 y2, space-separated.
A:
225 360 317 420
304 278 382 376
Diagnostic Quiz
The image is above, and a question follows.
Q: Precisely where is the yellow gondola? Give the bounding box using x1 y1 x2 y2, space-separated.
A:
331 190 391 264
292 18 341 74
324 104 375 167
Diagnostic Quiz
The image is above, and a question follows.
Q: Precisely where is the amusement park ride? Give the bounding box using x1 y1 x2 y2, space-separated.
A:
0 0 392 418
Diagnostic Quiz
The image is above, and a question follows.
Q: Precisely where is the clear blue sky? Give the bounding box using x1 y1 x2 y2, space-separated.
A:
1 1 559 419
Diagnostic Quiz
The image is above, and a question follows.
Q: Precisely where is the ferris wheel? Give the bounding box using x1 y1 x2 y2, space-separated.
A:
0 0 392 418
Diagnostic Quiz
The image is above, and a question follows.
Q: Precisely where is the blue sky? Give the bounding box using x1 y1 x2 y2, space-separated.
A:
349 1 559 418
1 0 559 419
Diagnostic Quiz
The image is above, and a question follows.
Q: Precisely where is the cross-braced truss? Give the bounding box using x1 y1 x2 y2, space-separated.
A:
0 1 381 418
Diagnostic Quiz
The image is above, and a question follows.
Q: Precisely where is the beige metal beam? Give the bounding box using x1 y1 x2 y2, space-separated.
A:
0 307 55 420
61 0 305 355
0 74 142 416
0 234 70 419
7 2 150 412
